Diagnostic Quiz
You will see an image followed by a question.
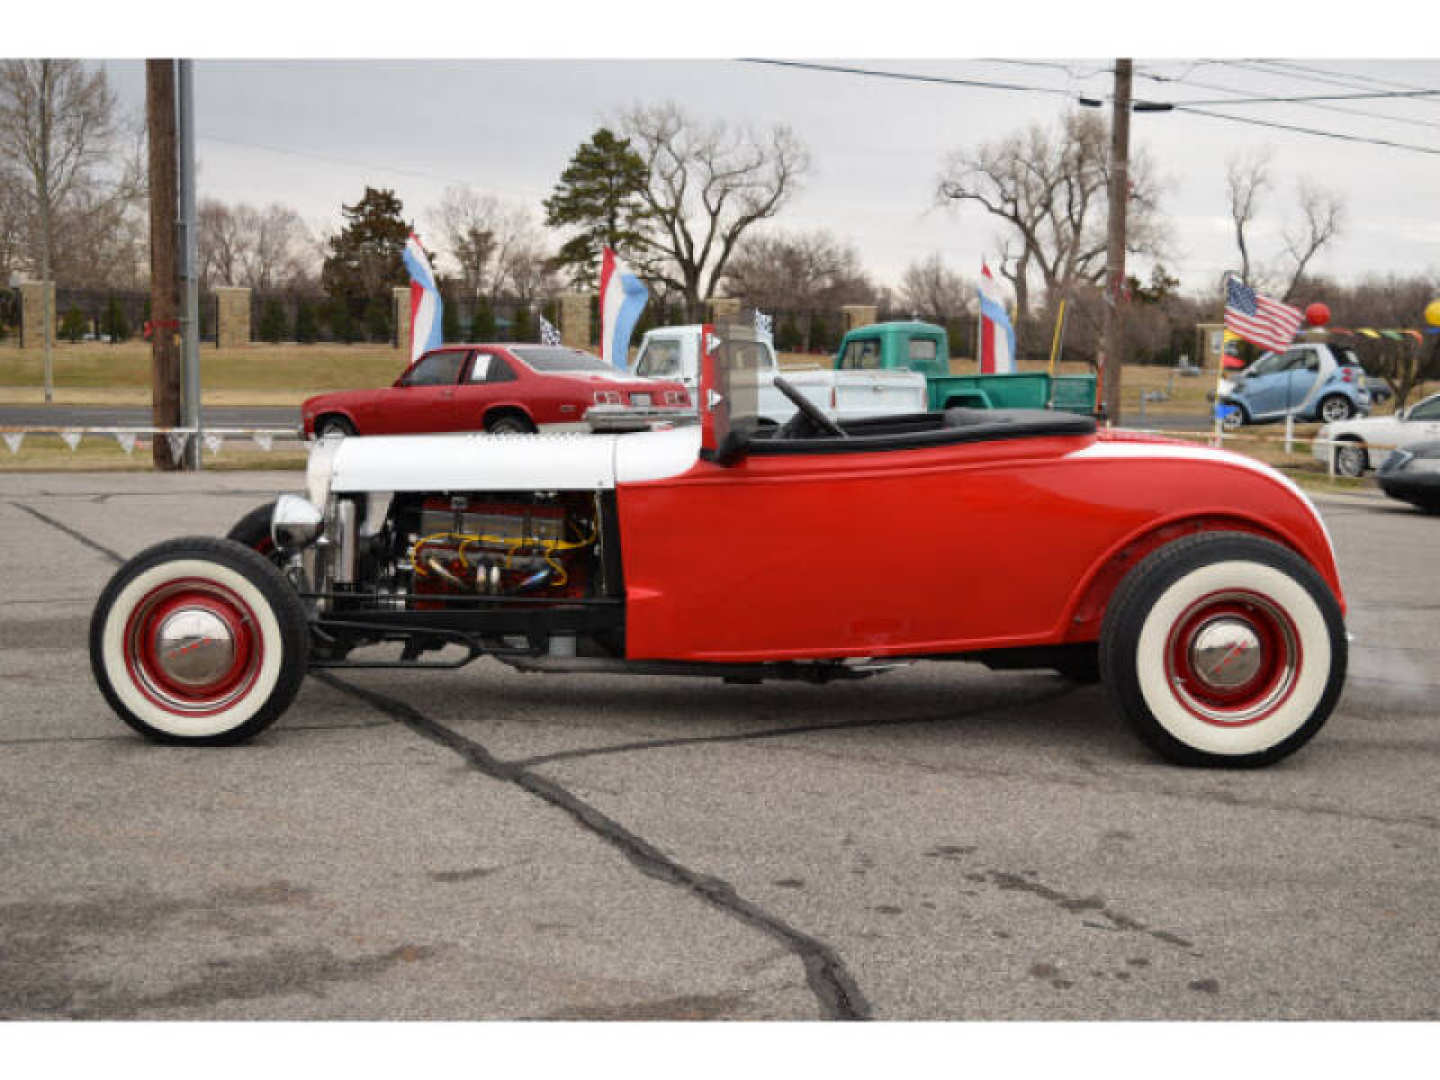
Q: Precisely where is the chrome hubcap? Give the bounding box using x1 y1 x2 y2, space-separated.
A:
154 608 236 687
1188 617 1263 690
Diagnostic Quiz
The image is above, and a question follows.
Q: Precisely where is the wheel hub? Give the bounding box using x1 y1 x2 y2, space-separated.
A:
154 607 237 687
1188 617 1263 690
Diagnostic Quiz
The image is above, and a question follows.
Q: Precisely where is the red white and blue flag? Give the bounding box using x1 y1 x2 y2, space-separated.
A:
599 245 649 371
977 261 1015 374
403 232 443 364
1224 276 1303 354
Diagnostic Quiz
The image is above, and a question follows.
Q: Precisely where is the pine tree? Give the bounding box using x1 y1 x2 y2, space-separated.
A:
258 299 287 343
470 297 496 341
60 306 87 342
441 286 462 343
100 296 129 342
364 296 393 344
543 127 650 289
294 300 318 344
512 305 534 344
321 186 410 335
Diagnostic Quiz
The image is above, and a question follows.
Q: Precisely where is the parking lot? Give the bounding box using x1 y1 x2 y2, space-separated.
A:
1 470 1437 1021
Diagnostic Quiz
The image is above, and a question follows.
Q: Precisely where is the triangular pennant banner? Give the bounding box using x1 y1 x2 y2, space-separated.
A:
252 432 274 452
167 431 190 461
114 432 137 455
3 432 23 454
203 432 224 455
60 429 83 451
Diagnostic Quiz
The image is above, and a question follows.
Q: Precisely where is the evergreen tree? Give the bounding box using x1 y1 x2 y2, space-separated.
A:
60 306 87 342
441 286 462 343
470 297 496 341
364 295 393 344
258 299 287 343
543 127 650 289
512 305 534 344
321 186 410 333
328 297 355 344
100 296 129 342
294 300 318 344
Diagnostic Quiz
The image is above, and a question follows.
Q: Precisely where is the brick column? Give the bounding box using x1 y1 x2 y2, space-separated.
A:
841 304 877 332
19 281 55 349
215 287 252 348
706 296 741 322
559 292 591 349
393 287 411 351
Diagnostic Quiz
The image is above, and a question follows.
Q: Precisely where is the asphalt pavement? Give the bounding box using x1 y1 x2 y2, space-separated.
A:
1 470 1436 1021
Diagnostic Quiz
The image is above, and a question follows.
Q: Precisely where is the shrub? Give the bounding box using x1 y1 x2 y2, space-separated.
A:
258 299 287 344
60 306 88 342
100 297 130 342
294 301 318 344
470 298 496 341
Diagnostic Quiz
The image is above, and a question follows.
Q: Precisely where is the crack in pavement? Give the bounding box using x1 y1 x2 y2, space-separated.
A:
311 669 872 1021
510 683 1085 769
10 501 128 565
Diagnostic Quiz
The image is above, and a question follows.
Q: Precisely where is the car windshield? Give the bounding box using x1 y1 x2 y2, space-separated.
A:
509 346 612 373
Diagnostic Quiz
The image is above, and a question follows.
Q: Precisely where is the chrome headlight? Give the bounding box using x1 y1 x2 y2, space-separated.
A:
271 493 324 549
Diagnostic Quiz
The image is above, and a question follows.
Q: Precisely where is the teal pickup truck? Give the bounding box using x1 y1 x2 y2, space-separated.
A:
834 321 1100 416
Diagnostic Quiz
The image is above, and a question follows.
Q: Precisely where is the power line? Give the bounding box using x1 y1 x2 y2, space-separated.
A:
1238 59 1440 97
1174 89 1440 106
1172 105 1440 155
739 58 1071 97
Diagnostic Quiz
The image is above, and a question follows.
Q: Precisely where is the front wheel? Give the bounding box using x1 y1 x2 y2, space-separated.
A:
1319 395 1354 423
1099 532 1346 767
90 537 310 745
1333 441 1368 478
1220 404 1247 431
315 415 356 438
485 413 534 434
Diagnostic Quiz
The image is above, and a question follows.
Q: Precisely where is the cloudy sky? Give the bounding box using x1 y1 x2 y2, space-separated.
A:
33 5 1440 302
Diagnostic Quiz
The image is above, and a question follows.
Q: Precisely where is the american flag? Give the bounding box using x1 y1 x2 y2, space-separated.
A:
1224 277 1303 353
539 314 562 346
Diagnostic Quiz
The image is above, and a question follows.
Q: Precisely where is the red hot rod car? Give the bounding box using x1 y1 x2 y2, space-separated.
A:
91 325 1348 767
299 343 690 438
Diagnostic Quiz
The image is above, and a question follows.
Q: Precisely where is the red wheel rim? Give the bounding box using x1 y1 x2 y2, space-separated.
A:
1163 589 1301 727
123 577 264 717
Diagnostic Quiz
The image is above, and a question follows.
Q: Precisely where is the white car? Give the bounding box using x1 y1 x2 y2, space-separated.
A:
1313 391 1440 476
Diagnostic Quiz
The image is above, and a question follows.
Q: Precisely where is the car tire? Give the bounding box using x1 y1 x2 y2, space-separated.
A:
1319 395 1354 423
1099 532 1346 768
1220 404 1247 431
227 501 280 562
1333 441 1367 478
485 413 534 434
90 536 311 745
315 415 356 438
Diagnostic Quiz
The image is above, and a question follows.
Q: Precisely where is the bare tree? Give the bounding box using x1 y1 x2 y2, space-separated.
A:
198 198 242 288
1281 181 1344 303
619 102 810 317
723 228 873 312
899 253 973 322
0 60 119 292
198 198 314 291
426 185 541 303
937 110 1167 355
1225 147 1271 287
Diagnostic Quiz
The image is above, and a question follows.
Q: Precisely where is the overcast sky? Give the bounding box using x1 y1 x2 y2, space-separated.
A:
30 6 1440 304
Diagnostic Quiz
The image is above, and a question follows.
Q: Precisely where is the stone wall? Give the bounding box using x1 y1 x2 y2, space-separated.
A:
393 287 411 352
559 293 591 349
19 281 55 349
841 305 878 332
215 287 251 348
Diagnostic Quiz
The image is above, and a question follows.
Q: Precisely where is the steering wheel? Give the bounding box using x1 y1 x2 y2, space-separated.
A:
773 376 848 439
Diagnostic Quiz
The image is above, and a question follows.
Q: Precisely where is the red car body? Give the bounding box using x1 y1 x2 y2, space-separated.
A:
300 343 688 437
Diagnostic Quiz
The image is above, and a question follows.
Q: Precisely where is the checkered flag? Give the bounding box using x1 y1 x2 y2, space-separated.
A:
754 309 774 341
539 314 562 346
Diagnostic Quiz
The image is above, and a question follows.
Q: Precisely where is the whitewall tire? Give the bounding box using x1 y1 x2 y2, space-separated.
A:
1100 532 1346 767
89 537 310 745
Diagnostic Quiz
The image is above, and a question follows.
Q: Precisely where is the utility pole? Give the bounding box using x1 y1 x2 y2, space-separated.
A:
1101 58 1132 425
177 60 201 470
146 60 182 470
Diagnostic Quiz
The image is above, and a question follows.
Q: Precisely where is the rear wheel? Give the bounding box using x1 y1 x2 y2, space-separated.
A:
1333 440 1367 478
1319 395 1354 423
315 415 356 438
1099 532 1346 768
485 413 534 434
90 537 310 745
1220 404 1247 431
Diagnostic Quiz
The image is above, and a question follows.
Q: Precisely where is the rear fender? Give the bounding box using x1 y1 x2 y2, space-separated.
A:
1060 515 1301 643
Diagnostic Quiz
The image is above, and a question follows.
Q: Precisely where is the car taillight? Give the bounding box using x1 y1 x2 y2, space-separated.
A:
1341 368 1353 382
664 390 689 406
593 390 621 404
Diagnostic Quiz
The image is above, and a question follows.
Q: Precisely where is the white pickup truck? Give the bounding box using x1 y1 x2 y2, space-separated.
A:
632 325 926 425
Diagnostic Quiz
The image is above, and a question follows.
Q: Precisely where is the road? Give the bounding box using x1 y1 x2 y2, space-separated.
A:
0 472 1435 1021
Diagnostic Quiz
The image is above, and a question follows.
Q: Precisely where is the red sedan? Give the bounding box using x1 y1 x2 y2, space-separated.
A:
300 344 689 437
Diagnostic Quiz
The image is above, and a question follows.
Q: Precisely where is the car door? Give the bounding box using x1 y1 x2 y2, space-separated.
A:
450 350 515 430
1404 394 1440 442
1284 347 1322 411
1241 349 1303 417
380 349 471 434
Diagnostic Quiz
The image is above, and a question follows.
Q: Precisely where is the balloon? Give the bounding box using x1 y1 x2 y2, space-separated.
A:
1425 299 1440 327
1305 303 1330 327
